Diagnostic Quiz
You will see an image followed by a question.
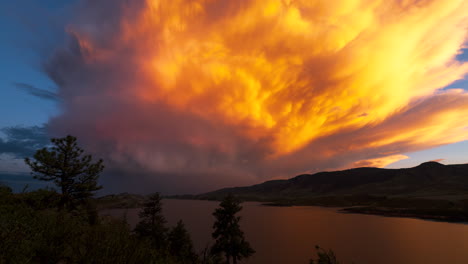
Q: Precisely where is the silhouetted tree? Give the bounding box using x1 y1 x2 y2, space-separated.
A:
134 192 168 250
200 244 223 264
168 220 198 263
211 194 254 264
25 135 104 211
310 245 341 264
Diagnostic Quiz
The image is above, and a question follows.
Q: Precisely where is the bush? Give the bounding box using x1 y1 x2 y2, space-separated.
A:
0 192 181 264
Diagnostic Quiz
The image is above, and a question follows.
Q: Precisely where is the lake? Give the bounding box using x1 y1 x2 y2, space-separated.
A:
103 199 468 264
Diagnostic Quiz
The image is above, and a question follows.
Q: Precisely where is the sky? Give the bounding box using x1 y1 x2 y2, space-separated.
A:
0 0 467 194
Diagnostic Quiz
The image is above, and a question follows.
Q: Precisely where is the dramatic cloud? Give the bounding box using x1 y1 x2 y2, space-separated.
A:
44 0 468 193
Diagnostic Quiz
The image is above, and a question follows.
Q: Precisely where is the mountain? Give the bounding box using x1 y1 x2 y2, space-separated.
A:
196 162 468 202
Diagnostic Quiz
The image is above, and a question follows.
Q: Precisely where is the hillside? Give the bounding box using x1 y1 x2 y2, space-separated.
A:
191 162 468 222
197 162 468 201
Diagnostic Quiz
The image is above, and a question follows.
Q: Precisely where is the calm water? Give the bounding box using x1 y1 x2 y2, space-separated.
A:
104 199 468 264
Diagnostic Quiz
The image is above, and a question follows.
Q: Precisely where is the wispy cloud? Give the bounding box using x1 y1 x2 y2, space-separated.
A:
14 82 59 101
352 155 409 168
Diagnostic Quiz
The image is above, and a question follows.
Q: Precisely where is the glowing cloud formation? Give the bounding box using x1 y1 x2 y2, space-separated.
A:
46 0 468 192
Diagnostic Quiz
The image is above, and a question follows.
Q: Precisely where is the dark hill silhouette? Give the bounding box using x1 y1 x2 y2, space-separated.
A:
197 162 468 201
186 162 468 222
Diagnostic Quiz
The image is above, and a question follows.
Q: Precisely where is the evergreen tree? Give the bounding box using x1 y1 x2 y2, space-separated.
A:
24 135 104 210
211 194 255 264
134 192 168 250
168 220 197 263
310 245 341 264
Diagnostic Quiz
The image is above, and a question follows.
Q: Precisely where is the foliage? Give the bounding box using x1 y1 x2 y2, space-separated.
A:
168 220 198 264
0 184 12 195
199 245 223 264
134 192 169 250
1 136 202 264
0 190 180 264
25 135 104 210
211 194 255 264
310 245 341 264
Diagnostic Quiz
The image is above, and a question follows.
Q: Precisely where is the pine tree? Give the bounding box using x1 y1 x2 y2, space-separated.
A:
134 192 168 250
309 245 341 264
211 194 255 264
168 220 197 263
25 135 103 210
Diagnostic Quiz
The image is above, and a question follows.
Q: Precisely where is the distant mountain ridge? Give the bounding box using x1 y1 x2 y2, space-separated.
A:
197 162 468 201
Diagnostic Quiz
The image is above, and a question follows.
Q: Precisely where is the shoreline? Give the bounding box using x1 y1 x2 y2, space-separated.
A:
192 197 468 224
99 195 468 224
339 206 468 224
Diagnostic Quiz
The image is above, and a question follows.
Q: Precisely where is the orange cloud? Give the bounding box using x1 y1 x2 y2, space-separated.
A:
353 155 409 168
46 0 468 192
